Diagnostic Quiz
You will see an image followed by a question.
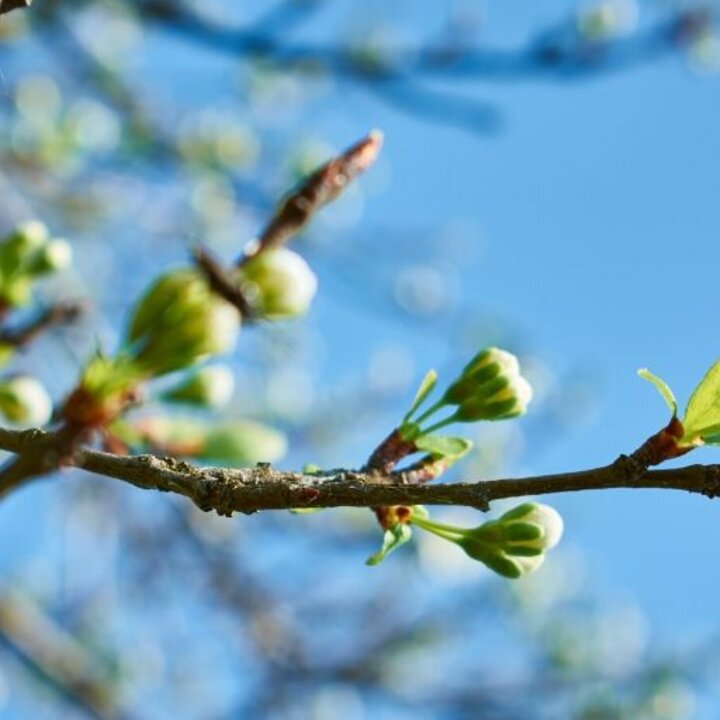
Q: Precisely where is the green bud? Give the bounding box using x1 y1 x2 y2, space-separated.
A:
127 269 240 376
0 343 15 368
0 221 49 277
0 375 52 426
162 365 235 409
456 367 532 422
412 502 563 579
484 502 564 555
0 277 32 307
236 249 317 319
442 347 532 422
26 238 72 276
200 421 287 465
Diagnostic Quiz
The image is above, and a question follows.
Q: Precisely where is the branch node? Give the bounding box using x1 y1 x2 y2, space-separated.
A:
702 464 720 499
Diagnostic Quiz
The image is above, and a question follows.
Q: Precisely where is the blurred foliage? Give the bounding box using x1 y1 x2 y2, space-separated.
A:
0 0 717 718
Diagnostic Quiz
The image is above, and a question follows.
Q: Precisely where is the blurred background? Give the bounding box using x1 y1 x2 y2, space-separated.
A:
0 0 719 717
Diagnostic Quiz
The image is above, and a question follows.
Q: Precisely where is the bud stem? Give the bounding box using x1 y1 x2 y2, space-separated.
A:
411 515 464 541
411 398 448 427
417 414 458 438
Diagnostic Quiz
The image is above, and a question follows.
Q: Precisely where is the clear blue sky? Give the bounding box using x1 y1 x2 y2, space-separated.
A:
264 3 720 635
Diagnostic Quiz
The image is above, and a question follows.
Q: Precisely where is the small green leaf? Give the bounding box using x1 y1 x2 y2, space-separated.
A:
637 368 677 415
403 369 438 422
683 359 720 441
289 507 323 514
414 435 473 460
366 523 412 566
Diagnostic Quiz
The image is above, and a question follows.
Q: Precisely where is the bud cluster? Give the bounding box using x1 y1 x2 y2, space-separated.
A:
126 268 240 377
411 502 564 578
398 347 533 445
0 222 72 308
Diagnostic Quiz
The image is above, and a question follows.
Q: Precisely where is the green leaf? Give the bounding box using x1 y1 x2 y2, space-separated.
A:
366 523 412 566
403 369 438 422
637 368 677 415
414 434 473 460
683 359 720 441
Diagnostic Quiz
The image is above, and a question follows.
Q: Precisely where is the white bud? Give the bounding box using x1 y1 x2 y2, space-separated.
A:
0 376 53 426
499 502 564 552
237 249 318 319
163 365 235 408
28 238 72 275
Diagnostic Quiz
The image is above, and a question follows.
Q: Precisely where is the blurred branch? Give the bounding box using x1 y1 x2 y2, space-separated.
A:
0 0 30 16
137 1 710 82
0 302 84 348
0 426 719 513
0 594 120 720
195 130 382 315
239 129 383 262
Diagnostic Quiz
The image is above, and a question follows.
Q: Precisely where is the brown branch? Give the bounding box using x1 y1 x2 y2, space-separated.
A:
0 426 719 515
0 594 120 720
195 131 383 316
0 0 30 16
238 130 383 264
0 302 84 348
192 246 257 320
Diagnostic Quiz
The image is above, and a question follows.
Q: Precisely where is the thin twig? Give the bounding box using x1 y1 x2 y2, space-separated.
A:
238 130 383 263
0 302 84 348
0 594 121 720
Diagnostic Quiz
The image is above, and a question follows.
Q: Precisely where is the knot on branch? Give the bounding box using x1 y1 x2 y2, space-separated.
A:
701 465 720 499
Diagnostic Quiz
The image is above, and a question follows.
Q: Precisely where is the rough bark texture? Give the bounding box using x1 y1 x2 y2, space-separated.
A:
1 427 720 516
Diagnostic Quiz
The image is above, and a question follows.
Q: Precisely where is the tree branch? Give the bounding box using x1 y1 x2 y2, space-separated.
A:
0 426 719 515
0 302 84 348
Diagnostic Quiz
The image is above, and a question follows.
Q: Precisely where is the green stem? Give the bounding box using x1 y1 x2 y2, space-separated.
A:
418 412 458 438
411 398 449 426
411 515 465 541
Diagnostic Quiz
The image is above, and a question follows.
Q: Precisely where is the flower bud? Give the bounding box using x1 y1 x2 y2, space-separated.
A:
0 376 53 426
412 502 563 579
235 249 317 319
127 269 240 376
26 239 72 276
457 503 563 577
0 222 49 275
444 347 532 421
444 347 522 406
201 421 287 465
162 365 235 409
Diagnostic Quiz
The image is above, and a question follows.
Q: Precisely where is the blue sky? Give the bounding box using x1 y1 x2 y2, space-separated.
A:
274 12 720 632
